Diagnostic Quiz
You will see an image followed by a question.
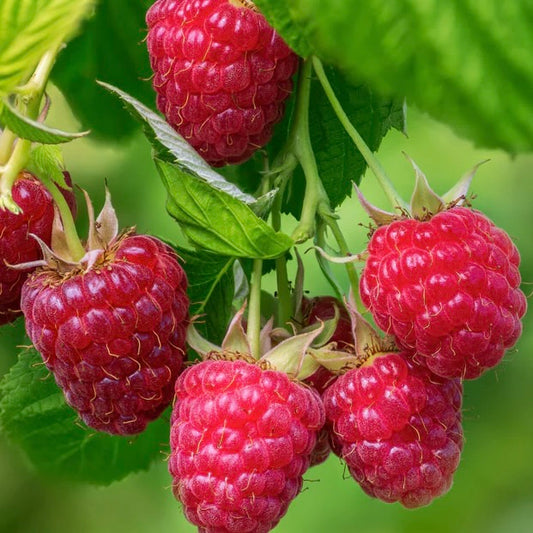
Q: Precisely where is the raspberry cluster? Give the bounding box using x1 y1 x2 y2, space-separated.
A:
146 0 298 166
0 1 525 529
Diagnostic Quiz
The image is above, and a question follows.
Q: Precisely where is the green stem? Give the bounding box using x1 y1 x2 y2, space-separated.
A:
39 175 85 261
271 188 292 329
289 58 332 243
0 129 16 166
312 56 407 211
0 139 31 212
0 45 62 211
323 215 364 312
18 46 60 119
247 259 263 359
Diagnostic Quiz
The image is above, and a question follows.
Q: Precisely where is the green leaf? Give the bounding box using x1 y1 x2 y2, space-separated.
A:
99 81 256 205
310 66 405 209
283 65 405 217
51 0 155 140
0 100 89 143
286 0 533 153
156 158 293 259
27 145 70 189
0 347 169 485
176 248 235 344
0 0 95 96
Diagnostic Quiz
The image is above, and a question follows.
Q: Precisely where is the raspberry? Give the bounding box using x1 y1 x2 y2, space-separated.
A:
359 207 527 379
0 171 76 325
324 351 463 508
168 355 324 532
21 233 189 435
146 0 298 166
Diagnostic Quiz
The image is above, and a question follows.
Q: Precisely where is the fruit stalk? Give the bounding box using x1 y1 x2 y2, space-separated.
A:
247 258 263 358
322 213 364 311
289 59 330 243
271 184 293 329
312 56 407 211
0 45 61 211
0 129 16 166
38 174 85 261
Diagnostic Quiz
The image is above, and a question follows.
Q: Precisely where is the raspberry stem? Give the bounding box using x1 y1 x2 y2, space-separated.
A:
282 58 362 303
247 258 263 358
271 184 292 330
315 221 344 300
0 45 61 212
0 129 16 166
323 214 364 312
38 174 85 261
312 56 408 212
289 59 331 244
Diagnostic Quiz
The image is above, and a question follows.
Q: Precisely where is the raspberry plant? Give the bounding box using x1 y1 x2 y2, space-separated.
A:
0 1 532 532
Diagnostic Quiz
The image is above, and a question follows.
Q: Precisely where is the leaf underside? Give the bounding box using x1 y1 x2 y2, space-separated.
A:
0 347 169 485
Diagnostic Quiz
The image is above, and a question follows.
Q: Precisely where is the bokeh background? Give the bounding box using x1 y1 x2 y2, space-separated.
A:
1 92 532 533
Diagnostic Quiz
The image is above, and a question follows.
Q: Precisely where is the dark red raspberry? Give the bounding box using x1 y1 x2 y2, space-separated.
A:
324 352 463 508
21 234 189 435
146 0 298 166
0 171 76 325
359 207 527 379
169 356 324 532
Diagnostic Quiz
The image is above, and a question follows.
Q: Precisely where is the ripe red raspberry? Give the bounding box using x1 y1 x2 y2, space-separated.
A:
324 352 463 508
0 171 76 325
360 207 527 379
21 233 189 435
146 0 298 166
169 355 324 532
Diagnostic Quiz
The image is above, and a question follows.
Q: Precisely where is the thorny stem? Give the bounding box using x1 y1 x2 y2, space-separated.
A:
312 56 408 211
247 258 263 359
0 45 61 212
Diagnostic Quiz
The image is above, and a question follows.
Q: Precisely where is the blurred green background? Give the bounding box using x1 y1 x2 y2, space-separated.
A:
1 92 532 533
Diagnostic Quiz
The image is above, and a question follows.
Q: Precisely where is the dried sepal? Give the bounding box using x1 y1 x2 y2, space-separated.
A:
221 303 251 354
406 154 446 219
86 187 119 250
307 346 357 374
186 322 221 357
442 160 489 206
261 322 325 379
259 317 274 355
355 184 399 226
95 187 119 245
311 244 367 264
